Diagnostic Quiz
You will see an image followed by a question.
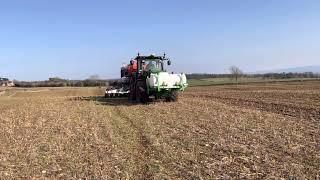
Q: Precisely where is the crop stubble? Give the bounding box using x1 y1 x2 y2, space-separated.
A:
0 82 319 179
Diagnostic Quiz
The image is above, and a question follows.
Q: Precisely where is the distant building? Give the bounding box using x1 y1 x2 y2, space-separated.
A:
0 78 14 87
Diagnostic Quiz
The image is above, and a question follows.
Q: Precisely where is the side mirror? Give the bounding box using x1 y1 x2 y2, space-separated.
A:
167 60 171 66
121 69 124 78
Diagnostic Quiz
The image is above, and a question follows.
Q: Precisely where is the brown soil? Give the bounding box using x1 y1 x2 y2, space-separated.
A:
0 82 319 179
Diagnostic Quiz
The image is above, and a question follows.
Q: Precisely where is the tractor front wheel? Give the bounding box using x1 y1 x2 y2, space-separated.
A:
166 90 179 102
136 81 149 104
128 85 136 102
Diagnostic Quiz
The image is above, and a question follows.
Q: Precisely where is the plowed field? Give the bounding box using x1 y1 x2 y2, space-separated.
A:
0 81 319 179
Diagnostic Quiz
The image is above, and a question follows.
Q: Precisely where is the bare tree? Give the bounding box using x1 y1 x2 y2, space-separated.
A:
229 66 243 83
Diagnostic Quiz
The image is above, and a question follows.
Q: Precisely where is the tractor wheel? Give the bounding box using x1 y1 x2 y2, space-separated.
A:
166 91 179 102
128 78 136 102
128 85 136 102
136 81 149 104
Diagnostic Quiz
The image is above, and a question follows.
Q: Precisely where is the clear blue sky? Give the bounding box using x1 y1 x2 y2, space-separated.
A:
1 0 319 80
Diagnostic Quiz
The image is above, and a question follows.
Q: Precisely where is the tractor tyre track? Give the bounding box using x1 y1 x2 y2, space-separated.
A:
112 106 152 179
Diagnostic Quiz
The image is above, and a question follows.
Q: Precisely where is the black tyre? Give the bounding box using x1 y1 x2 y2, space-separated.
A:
136 81 149 104
171 91 179 102
166 90 179 102
128 85 136 101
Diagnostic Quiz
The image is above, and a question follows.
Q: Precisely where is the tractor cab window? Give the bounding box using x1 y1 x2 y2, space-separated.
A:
146 61 155 69
146 61 160 71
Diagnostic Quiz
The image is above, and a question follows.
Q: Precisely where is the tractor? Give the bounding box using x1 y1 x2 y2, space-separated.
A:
106 54 188 103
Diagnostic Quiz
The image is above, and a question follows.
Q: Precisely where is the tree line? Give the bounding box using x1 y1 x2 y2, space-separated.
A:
14 77 108 87
11 68 320 87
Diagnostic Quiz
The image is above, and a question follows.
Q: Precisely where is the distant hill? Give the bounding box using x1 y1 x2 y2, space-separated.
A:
256 65 320 74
